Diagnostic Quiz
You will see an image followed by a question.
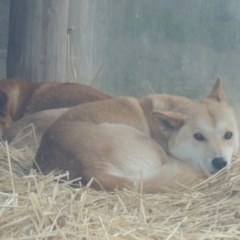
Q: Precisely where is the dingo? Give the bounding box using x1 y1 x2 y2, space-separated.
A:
0 78 111 136
34 77 239 192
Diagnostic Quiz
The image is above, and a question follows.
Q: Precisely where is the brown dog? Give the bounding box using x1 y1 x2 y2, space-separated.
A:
0 78 111 136
34 78 238 193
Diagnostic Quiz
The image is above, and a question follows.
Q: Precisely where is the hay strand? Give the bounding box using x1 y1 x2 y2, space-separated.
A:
1 144 240 239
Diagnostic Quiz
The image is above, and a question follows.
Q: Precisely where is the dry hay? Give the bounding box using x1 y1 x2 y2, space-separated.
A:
1 143 240 240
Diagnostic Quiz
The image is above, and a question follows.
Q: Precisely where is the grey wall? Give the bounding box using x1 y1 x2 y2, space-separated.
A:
67 0 240 108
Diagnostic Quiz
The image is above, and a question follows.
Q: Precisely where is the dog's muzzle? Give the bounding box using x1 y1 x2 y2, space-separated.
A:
211 157 227 171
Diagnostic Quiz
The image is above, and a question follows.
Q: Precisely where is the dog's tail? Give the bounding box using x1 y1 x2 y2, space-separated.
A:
141 159 207 193
86 159 206 193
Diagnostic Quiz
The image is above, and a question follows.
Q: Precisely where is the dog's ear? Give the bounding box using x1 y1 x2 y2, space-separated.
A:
0 90 8 116
207 76 227 103
151 111 185 138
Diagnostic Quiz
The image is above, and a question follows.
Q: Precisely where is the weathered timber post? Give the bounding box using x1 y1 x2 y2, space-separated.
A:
7 0 69 82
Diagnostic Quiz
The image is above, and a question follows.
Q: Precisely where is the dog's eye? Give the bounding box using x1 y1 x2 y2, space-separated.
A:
194 133 205 141
224 132 233 140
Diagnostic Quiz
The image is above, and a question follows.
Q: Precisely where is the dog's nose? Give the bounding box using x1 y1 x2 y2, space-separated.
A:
211 157 227 170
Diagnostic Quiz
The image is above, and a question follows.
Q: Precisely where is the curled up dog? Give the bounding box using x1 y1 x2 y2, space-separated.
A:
31 77 238 193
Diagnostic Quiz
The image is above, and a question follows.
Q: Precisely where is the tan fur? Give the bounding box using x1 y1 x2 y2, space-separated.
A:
2 108 68 154
3 96 149 155
139 94 193 151
34 77 238 193
35 122 205 192
0 78 111 137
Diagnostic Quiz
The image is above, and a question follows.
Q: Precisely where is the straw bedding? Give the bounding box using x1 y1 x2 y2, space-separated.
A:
1 142 240 240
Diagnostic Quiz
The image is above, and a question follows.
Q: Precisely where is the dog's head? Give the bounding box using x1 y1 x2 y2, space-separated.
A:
0 90 13 137
151 77 239 173
0 78 32 137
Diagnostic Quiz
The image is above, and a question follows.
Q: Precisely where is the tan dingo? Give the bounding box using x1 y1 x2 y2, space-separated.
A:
0 78 111 136
33 77 238 192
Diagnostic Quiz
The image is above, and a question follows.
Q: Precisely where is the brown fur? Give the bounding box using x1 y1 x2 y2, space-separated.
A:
0 78 111 136
34 77 238 193
2 108 68 154
35 122 205 192
3 97 149 155
139 94 192 152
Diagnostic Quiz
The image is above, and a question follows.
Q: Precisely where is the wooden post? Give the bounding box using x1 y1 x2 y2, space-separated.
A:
7 0 69 82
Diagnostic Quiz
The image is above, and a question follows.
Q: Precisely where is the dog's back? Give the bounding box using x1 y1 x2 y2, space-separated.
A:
0 78 111 136
24 82 111 115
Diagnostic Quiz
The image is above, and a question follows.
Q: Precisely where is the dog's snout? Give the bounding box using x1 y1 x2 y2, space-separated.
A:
211 157 227 170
